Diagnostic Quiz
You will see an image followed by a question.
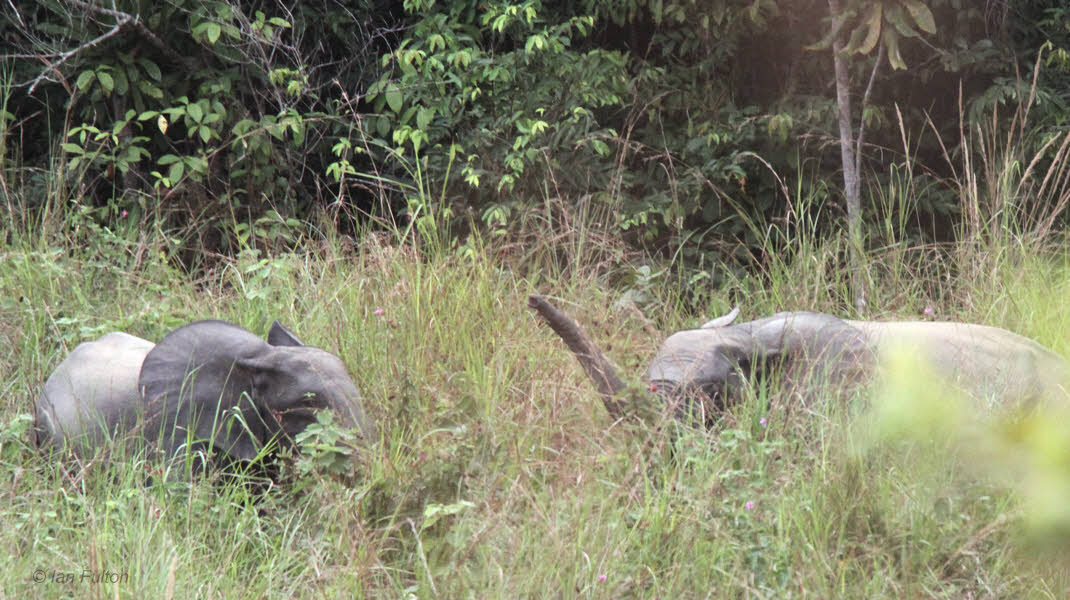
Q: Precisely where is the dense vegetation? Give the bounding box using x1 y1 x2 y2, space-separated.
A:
5 1 1070 264
4 0 1070 597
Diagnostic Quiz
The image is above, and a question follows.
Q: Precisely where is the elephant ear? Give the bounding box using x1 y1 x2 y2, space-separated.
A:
267 320 304 347
748 312 872 389
138 321 282 462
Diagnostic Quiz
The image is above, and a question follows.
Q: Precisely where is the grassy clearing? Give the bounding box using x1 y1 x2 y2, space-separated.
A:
4 72 1070 598
1 217 1069 599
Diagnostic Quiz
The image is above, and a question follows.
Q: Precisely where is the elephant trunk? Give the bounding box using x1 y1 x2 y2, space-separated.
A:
528 295 627 420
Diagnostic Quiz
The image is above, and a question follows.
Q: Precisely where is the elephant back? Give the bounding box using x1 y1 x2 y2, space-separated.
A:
37 332 155 453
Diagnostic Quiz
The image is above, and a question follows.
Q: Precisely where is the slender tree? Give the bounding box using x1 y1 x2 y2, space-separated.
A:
818 0 936 312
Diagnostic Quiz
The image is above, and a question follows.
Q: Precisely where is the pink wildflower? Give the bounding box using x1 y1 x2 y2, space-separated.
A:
745 501 755 511
373 308 384 316
598 574 607 582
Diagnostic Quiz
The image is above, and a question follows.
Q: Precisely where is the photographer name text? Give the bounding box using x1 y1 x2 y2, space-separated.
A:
32 568 129 585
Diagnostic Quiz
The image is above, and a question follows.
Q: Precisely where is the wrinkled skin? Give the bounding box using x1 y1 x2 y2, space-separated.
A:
529 295 1069 424
36 320 375 461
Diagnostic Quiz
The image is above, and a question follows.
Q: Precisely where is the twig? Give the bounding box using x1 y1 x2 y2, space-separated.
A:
28 14 132 94
67 0 195 70
26 0 198 93
854 44 884 185
407 518 438 596
6 0 23 27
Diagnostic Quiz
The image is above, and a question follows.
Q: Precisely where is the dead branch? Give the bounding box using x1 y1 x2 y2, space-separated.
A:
25 0 197 94
28 13 132 94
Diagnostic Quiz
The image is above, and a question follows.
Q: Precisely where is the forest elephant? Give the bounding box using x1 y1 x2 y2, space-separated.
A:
35 320 376 465
529 295 1068 425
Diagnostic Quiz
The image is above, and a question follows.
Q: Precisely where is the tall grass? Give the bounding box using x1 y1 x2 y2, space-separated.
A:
3 69 1070 599
3 217 1069 598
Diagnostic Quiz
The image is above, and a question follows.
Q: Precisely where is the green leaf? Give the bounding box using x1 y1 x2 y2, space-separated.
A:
157 154 181 165
364 79 381 100
187 102 204 123
138 80 164 100
417 106 434 130
384 84 403 113
97 71 114 95
60 143 83 155
884 28 907 69
138 58 162 81
885 3 922 38
376 115 390 137
199 127 212 143
843 20 870 55
168 161 185 182
901 0 937 34
113 68 130 95
191 21 209 41
76 70 96 92
858 3 882 55
206 22 221 44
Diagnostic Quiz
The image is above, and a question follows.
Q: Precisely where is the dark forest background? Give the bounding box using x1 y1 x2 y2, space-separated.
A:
3 1 1069 274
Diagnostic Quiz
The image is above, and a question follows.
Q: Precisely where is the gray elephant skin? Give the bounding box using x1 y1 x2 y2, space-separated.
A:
529 295 1068 424
36 320 375 463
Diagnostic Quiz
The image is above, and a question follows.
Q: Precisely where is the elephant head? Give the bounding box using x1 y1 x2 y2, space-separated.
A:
529 295 873 424
139 320 376 462
36 320 375 465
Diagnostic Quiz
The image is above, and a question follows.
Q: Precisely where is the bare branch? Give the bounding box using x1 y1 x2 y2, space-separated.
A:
854 44 885 181
28 14 133 94
67 0 196 70
6 0 24 27
21 0 198 94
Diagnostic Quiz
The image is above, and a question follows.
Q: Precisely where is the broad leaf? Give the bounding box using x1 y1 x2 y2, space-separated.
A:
97 71 114 94
75 70 96 92
885 3 922 38
858 3 882 55
206 22 222 44
168 160 184 182
901 0 936 34
138 58 161 81
187 102 204 123
385 84 403 113
417 106 434 130
883 28 906 69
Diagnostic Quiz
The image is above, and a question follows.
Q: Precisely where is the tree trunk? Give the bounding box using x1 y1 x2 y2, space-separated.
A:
829 0 866 313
